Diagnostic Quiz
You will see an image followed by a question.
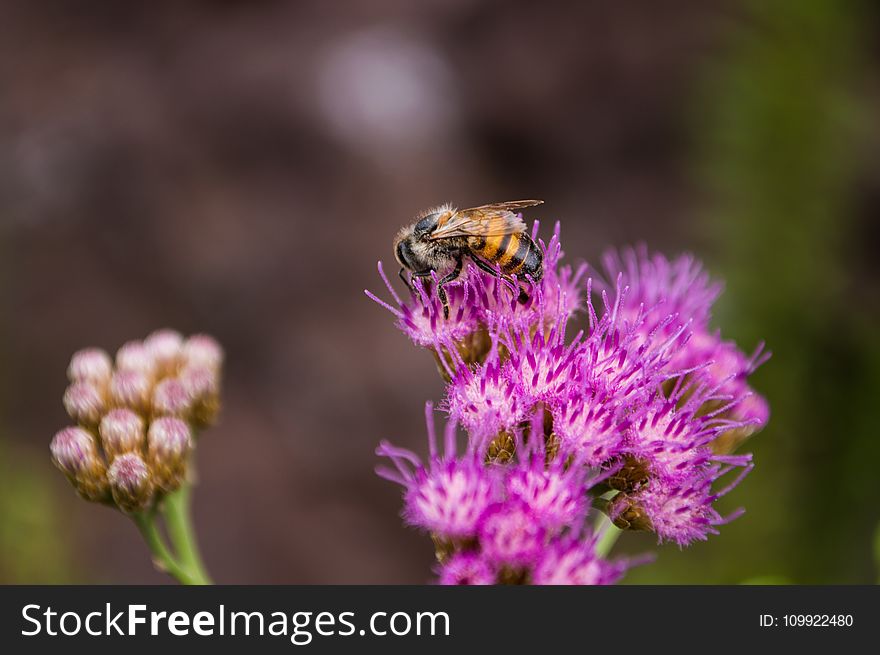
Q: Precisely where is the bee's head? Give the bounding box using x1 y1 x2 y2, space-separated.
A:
393 228 417 271
412 209 443 236
394 222 429 272
394 204 453 272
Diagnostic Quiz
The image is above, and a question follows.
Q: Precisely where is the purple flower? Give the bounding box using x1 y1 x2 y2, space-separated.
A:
371 227 771 582
377 409 642 583
535 223 589 325
669 328 769 394
366 262 483 350
376 405 499 539
478 501 545 568
505 454 585 531
581 277 686 404
552 393 625 466
502 319 583 410
437 552 496 585
404 457 499 539
732 390 770 429
444 359 525 440
623 395 715 484
531 536 627 585
615 463 753 547
602 245 721 338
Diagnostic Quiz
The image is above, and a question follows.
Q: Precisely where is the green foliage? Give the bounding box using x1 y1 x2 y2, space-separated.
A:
628 0 879 584
0 440 72 583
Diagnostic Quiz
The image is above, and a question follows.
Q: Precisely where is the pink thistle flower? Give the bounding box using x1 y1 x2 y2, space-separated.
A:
581 276 687 405
477 501 545 568
531 536 628 585
732 390 769 430
444 359 526 440
551 393 625 467
623 396 714 484
670 329 769 394
535 223 588 325
365 262 482 350
502 318 583 410
437 552 496 585
620 380 755 485
504 454 585 531
404 456 499 539
602 245 721 338
376 404 500 539
617 463 753 547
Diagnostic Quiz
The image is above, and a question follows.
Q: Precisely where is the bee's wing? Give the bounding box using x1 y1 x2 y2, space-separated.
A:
427 200 543 240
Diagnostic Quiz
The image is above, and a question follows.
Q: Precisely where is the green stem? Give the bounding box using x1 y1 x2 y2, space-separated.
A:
162 483 212 585
132 510 201 585
594 513 623 558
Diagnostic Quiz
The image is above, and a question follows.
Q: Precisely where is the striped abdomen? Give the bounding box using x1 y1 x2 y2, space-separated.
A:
468 232 543 281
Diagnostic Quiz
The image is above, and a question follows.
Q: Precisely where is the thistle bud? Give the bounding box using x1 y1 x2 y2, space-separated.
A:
99 409 145 459
115 340 157 378
147 417 192 492
152 378 194 418
608 495 654 532
107 453 154 513
109 370 152 412
182 334 223 373
67 348 113 385
606 455 652 493
62 381 106 426
145 329 184 375
179 366 220 427
485 431 516 464
50 427 109 502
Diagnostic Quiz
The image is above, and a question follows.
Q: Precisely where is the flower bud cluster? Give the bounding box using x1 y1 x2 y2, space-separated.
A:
50 330 223 513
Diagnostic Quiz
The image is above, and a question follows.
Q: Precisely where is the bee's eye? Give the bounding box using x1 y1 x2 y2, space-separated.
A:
396 240 414 268
414 213 440 235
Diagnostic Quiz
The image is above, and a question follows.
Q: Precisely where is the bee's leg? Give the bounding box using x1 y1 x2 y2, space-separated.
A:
469 256 526 303
405 269 434 295
398 267 413 291
436 256 464 320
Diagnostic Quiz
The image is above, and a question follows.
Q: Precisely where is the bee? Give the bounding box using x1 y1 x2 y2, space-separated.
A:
394 200 544 318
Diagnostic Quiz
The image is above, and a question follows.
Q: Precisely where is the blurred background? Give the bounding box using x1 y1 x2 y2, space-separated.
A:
1 0 878 584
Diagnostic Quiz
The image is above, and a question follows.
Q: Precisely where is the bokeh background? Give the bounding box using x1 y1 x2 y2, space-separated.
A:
1 0 878 584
